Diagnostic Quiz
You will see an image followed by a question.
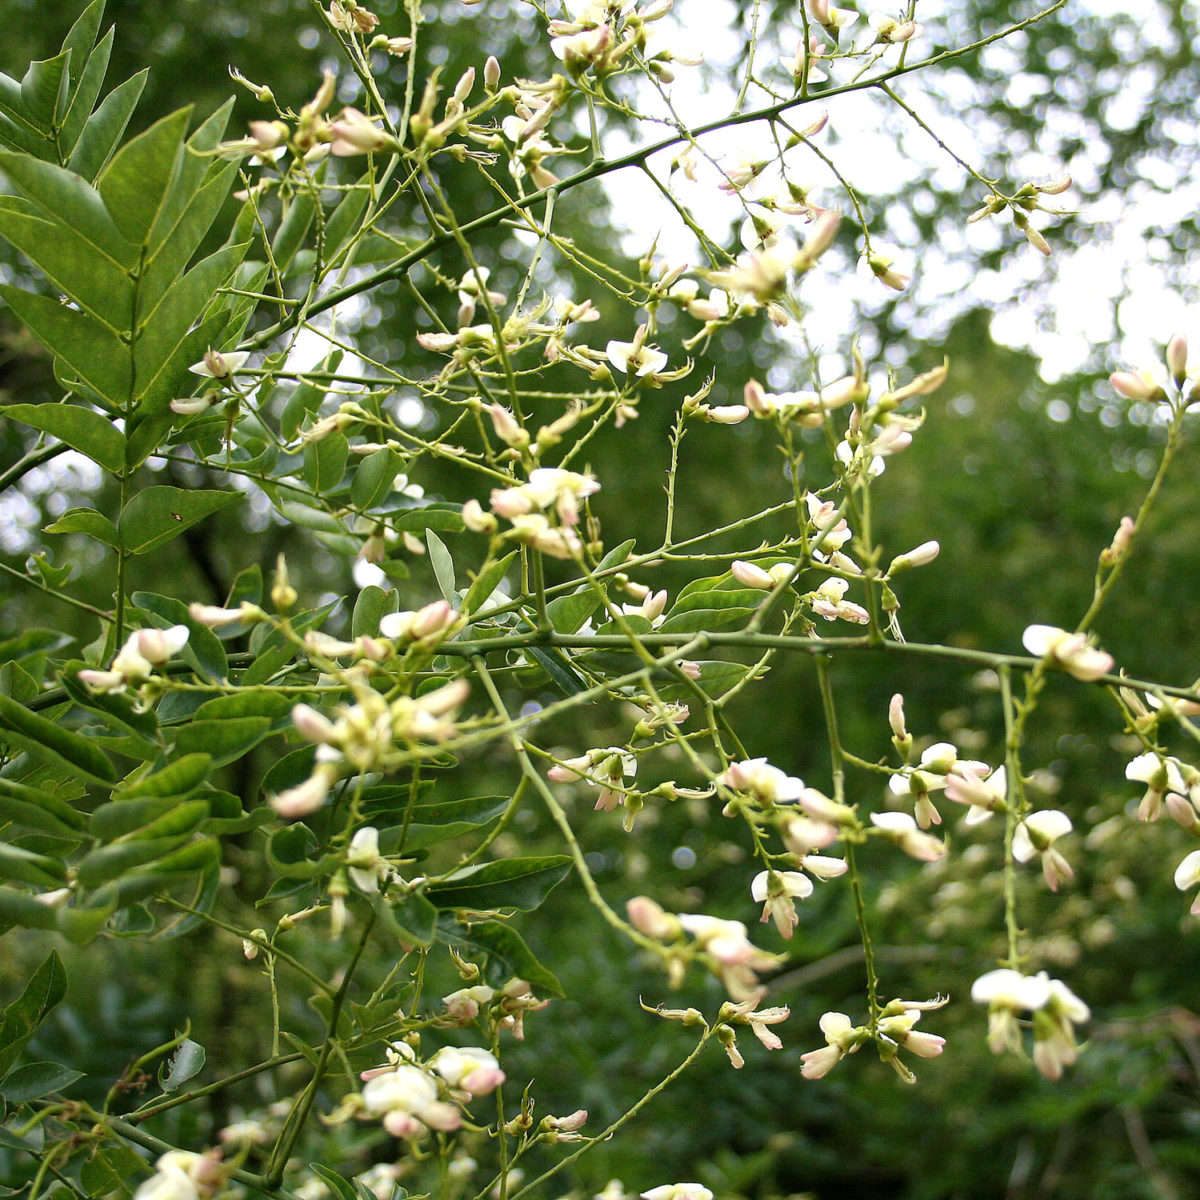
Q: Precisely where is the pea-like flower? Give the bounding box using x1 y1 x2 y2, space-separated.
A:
1022 624 1113 681
1012 809 1074 891
750 869 814 938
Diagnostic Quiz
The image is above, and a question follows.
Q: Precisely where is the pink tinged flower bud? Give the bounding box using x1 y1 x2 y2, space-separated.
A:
484 55 502 91
731 560 775 589
271 764 337 819
868 254 910 291
1166 792 1200 832
547 1109 588 1132
800 209 841 262
627 895 681 939
489 486 536 518
678 660 702 680
798 787 856 826
329 107 396 156
800 1043 842 1079
799 854 848 880
888 693 908 740
743 379 770 415
292 703 337 743
486 403 529 449
641 589 669 622
133 625 190 663
1167 335 1189 387
77 669 127 693
1109 371 1165 402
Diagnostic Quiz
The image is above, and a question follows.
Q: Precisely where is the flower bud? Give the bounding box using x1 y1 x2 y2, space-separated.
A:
484 55 502 91
1110 371 1165 402
887 540 940 574
1167 334 1188 387
731 560 774 589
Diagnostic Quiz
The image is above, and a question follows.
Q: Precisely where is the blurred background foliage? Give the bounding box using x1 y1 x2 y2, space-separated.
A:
3 0 1200 1197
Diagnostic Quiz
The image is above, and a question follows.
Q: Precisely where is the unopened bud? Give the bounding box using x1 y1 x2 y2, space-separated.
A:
1110 371 1165 402
1165 792 1200 833
1099 516 1135 567
484 55 502 91
1167 335 1189 388
888 540 940 575
486 403 530 449
272 554 298 611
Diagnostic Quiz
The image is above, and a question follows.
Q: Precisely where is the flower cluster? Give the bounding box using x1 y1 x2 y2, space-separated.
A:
273 679 469 817
1022 623 1114 681
626 897 780 1000
470 466 601 559
78 626 190 697
801 996 946 1083
971 969 1089 1080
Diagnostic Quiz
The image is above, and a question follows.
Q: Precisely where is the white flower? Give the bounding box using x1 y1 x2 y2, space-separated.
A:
641 1186 712 1200
606 337 669 377
716 758 805 805
750 869 814 938
189 349 250 381
1174 849 1200 914
942 763 1007 826
430 1046 506 1096
1013 809 1074 890
1125 751 1187 822
1032 979 1090 1080
346 827 385 892
870 811 946 861
800 1010 859 1079
360 1065 460 1138
1022 624 1114 681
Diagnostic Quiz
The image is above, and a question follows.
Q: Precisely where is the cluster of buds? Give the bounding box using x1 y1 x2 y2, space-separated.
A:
547 0 683 79
216 68 402 167
744 370 865 426
626 897 780 1000
473 466 601 559
701 211 841 306
441 976 548 1038
887 708 994 829
801 996 946 1083
971 969 1089 1080
967 177 1071 257
1022 623 1114 682
78 626 190 697
272 678 469 818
